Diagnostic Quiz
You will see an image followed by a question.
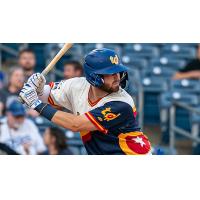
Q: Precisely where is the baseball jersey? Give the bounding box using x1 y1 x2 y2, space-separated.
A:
48 77 151 155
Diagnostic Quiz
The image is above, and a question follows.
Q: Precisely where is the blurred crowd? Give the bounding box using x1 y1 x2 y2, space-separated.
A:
0 48 84 155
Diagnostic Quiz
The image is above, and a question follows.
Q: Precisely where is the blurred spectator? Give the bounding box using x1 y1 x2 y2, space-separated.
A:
18 49 36 81
42 126 73 155
0 67 24 116
63 60 83 79
173 45 200 79
0 101 46 155
0 71 4 89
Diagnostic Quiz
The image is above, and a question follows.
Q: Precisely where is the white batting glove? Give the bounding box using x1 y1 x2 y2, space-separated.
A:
27 73 46 96
19 83 42 109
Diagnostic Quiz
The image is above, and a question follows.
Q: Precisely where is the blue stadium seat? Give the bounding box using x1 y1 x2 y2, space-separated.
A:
142 77 168 124
122 54 148 70
32 116 52 135
150 57 186 70
127 68 141 95
161 44 196 60
123 44 160 59
141 66 176 80
83 43 122 55
170 79 200 94
162 43 198 48
67 44 83 58
123 43 161 50
159 92 199 144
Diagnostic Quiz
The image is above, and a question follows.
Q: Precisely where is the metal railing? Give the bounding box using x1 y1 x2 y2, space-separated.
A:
131 78 144 129
169 101 200 153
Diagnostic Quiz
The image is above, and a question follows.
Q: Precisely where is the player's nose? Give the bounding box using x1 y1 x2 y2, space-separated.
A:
112 73 120 80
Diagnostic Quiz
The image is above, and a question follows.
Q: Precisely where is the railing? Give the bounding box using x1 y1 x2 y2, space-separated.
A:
169 101 200 153
131 78 144 129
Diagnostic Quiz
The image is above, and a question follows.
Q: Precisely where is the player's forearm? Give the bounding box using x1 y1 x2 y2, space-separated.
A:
51 111 83 132
34 102 86 132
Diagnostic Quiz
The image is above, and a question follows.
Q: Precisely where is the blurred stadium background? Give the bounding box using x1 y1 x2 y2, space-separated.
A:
0 43 200 155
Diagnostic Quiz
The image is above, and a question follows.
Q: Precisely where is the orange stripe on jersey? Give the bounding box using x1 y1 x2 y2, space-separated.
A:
48 96 62 109
85 112 108 134
48 95 56 106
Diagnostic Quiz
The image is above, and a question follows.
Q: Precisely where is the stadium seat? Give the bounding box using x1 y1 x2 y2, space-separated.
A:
150 57 186 70
83 43 122 55
32 116 52 135
161 44 196 60
66 44 83 58
142 77 168 124
170 79 200 94
159 92 199 144
123 44 160 59
122 54 148 70
141 66 176 81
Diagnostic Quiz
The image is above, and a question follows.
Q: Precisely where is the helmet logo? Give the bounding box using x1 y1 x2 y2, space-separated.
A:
110 55 119 65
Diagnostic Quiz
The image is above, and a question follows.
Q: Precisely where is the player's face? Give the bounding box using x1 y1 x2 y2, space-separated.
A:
101 73 120 93
18 52 36 71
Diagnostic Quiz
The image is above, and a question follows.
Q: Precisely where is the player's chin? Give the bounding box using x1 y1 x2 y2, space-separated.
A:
111 85 120 92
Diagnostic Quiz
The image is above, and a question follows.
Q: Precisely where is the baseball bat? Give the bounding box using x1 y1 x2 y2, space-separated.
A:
42 43 73 76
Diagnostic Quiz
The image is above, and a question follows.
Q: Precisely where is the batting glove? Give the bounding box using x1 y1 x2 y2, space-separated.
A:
27 73 46 96
19 83 42 109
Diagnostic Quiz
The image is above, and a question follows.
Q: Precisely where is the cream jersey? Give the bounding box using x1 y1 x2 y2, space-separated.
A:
48 77 134 115
47 77 151 155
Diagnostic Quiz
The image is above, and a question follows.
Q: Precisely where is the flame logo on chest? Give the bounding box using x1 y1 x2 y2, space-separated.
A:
101 107 120 121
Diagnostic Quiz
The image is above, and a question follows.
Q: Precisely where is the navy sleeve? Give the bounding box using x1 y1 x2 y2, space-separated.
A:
85 101 135 133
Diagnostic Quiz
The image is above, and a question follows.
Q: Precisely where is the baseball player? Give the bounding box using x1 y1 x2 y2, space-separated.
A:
19 48 151 155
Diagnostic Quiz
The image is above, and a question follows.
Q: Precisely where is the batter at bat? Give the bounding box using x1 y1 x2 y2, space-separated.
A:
19 48 151 155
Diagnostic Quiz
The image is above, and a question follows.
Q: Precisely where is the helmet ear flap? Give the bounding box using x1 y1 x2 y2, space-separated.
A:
89 73 104 87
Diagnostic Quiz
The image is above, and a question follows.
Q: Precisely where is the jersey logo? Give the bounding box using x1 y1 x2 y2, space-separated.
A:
101 107 120 121
110 55 119 65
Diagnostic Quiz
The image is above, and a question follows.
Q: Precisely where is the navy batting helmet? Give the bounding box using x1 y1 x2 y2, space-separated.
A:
84 48 128 88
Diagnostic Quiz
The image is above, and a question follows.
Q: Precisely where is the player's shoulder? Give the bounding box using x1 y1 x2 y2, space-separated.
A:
59 77 88 90
68 77 88 88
